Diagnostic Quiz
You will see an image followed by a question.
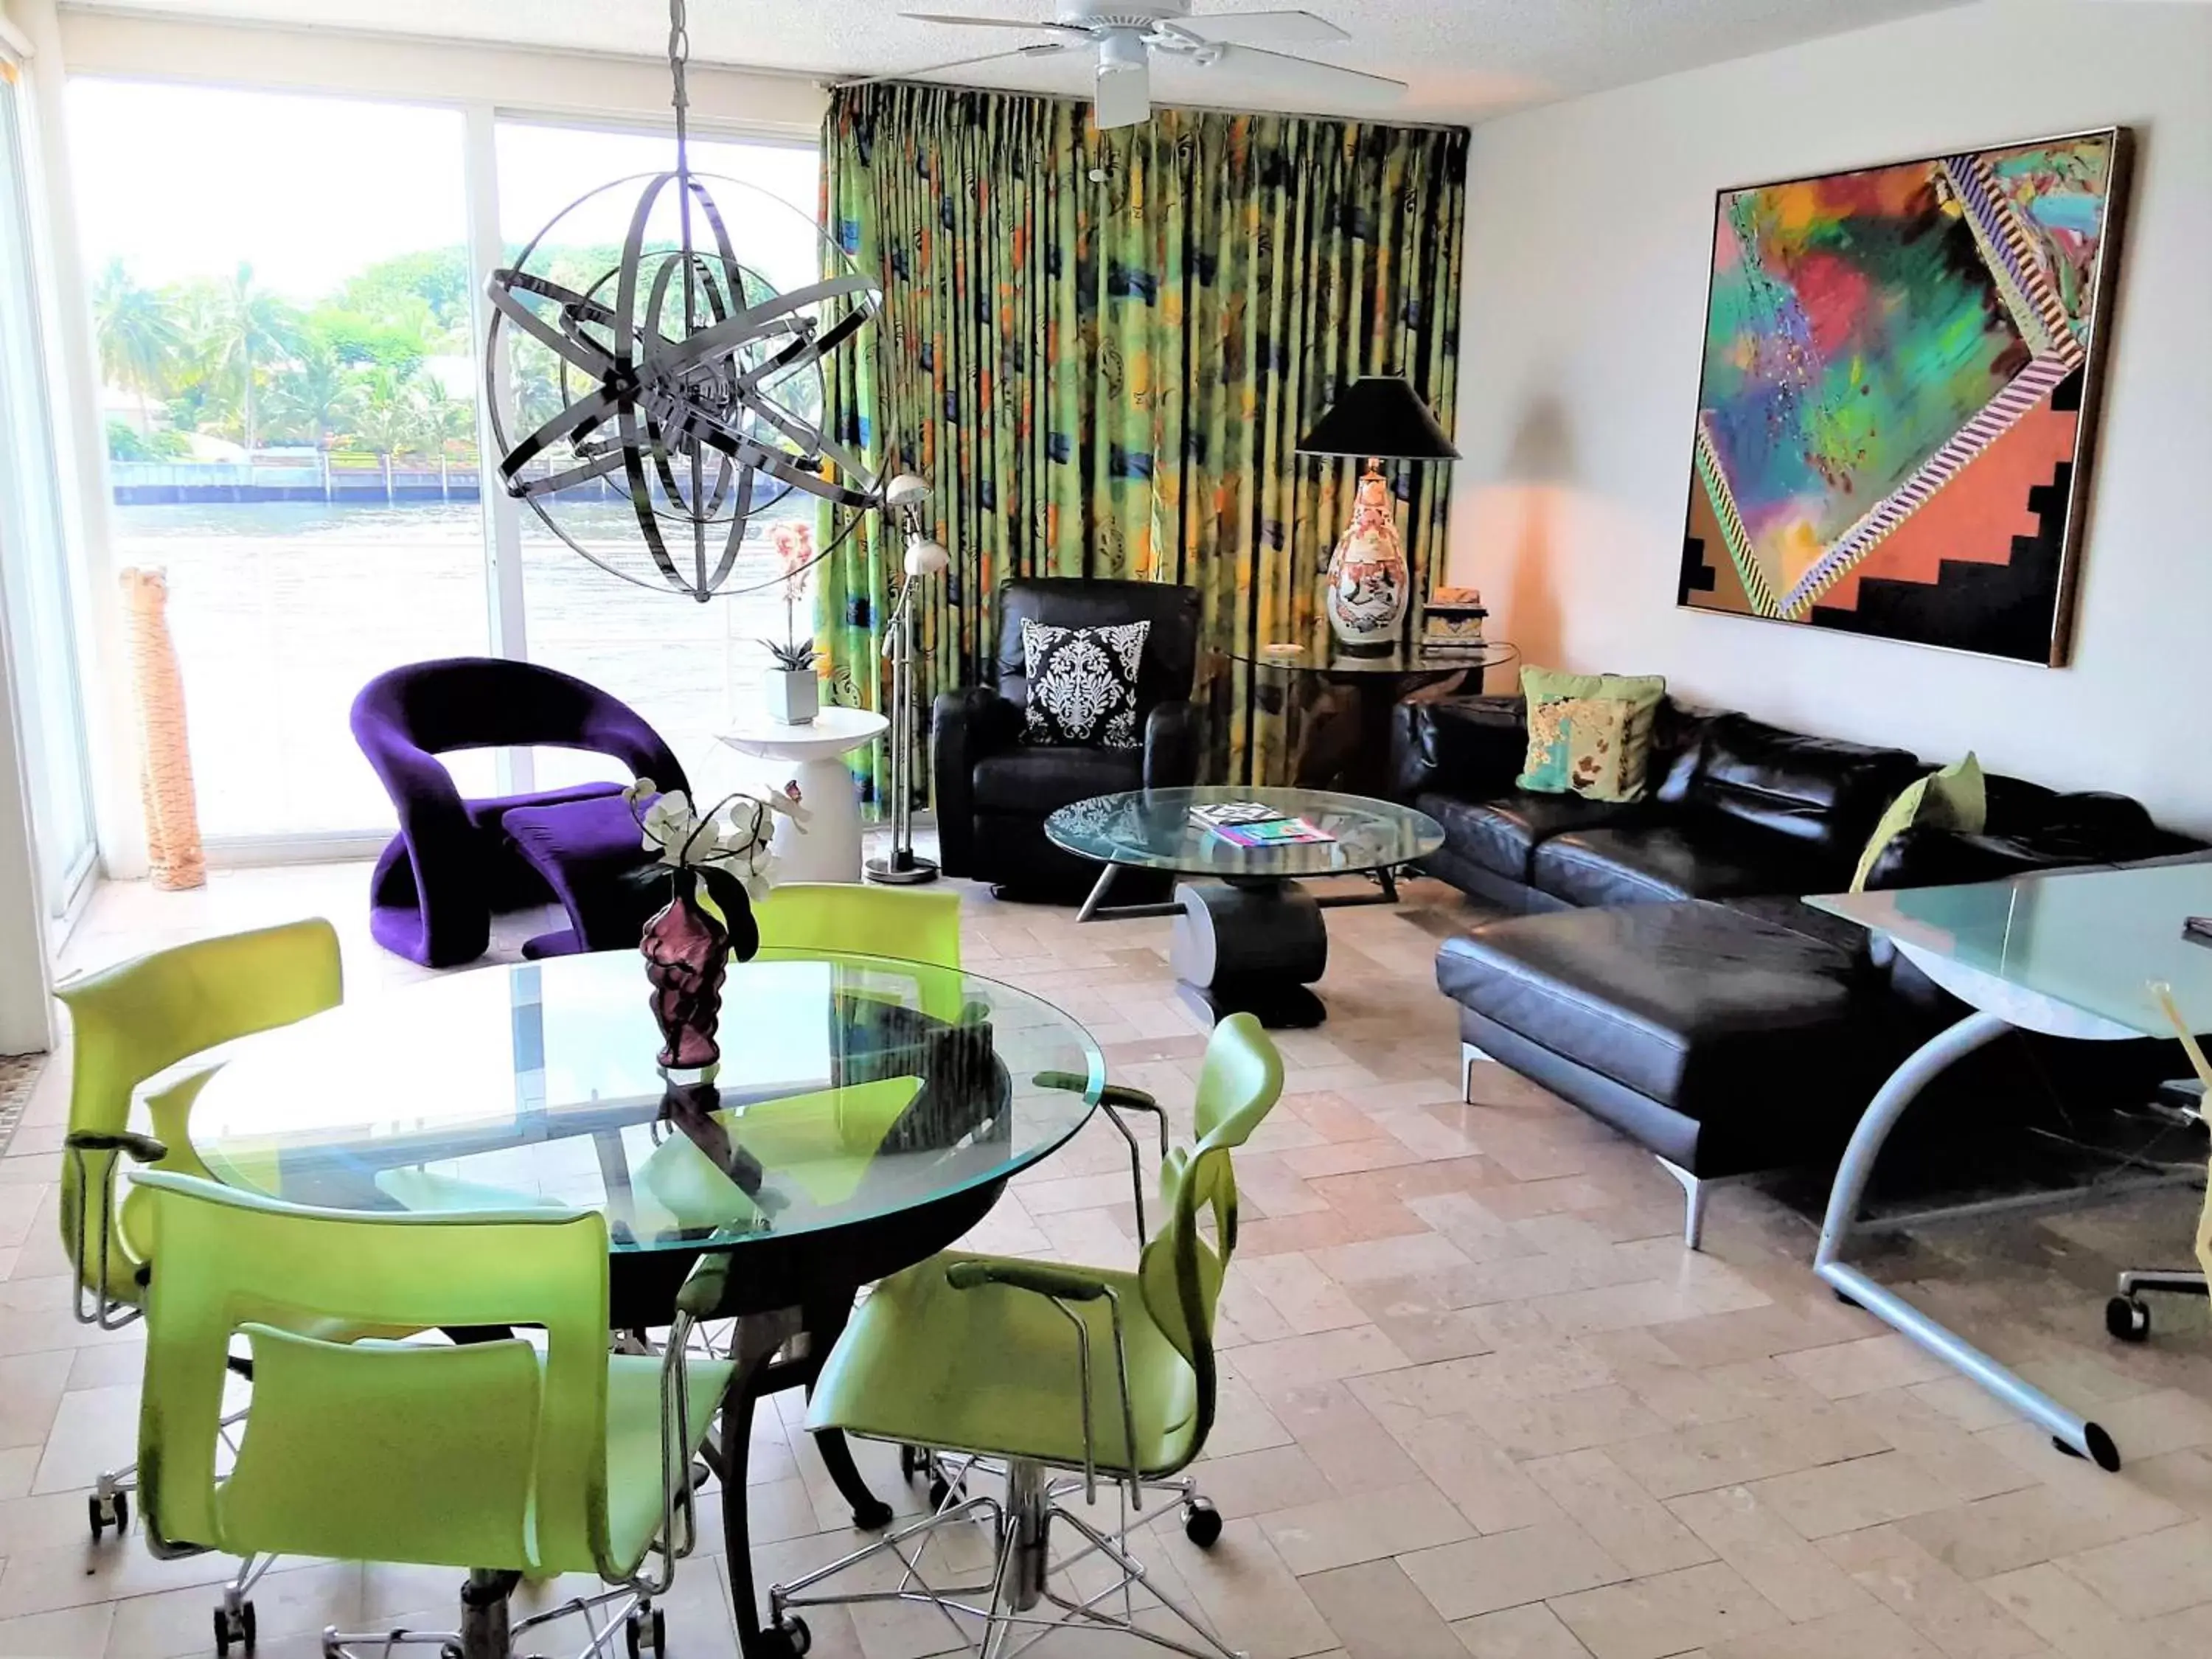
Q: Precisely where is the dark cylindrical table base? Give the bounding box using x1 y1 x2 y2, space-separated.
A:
1169 879 1328 1028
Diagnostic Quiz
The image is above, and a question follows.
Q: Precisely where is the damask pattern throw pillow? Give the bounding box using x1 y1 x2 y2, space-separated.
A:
1020 618 1150 748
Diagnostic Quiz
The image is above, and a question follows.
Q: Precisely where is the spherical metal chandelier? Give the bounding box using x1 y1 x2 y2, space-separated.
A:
483 0 884 601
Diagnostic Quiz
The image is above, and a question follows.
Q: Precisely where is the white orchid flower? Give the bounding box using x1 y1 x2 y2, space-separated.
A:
639 790 698 863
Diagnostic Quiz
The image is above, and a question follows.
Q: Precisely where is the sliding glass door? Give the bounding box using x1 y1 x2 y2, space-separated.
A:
0 66 97 917
68 80 487 838
60 83 827 852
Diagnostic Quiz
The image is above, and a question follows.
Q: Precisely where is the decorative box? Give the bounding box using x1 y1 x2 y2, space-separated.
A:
1423 585 1486 643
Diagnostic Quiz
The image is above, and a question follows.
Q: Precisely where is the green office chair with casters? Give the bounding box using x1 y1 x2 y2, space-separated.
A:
54 917 344 1560
768 1014 1283 1659
131 1169 734 1659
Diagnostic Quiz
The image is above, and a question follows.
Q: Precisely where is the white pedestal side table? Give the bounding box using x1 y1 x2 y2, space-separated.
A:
717 706 888 883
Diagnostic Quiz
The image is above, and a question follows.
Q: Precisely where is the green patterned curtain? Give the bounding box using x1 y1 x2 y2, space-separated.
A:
817 83 1467 804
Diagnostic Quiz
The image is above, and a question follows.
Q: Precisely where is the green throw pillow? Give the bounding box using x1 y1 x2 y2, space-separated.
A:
1517 667 1667 802
1850 753 1987 893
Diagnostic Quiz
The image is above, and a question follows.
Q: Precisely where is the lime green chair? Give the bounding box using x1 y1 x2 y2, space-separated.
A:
54 918 345 1553
131 1169 734 1659
767 1015 1283 1659
753 883 966 1018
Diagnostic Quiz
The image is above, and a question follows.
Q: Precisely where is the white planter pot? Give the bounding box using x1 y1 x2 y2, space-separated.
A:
764 669 819 726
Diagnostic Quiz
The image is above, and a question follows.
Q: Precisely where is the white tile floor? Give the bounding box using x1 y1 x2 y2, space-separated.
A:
4 855 2209 1658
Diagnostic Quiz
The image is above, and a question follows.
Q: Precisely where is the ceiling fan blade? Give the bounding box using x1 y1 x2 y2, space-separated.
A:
900 11 1089 30
1183 10 1349 47
1093 60 1152 129
836 40 1075 89
1211 42 1407 97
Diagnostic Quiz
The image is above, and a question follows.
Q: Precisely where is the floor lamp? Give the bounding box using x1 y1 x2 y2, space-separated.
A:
865 474 948 885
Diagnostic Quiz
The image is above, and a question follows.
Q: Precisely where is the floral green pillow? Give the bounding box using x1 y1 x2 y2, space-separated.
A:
1517 667 1667 801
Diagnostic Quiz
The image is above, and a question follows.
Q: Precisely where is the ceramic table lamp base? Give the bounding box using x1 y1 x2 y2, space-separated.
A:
1323 465 1408 656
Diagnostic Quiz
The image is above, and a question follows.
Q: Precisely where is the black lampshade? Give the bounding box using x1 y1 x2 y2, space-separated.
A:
1296 376 1459 462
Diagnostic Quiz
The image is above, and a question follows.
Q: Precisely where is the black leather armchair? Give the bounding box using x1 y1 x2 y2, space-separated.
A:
933 578 1203 899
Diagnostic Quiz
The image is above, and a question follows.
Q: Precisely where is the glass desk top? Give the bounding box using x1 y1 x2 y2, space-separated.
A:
1224 624 1517 678
185 950 1105 1253
1809 863 2212 1037
1045 786 1444 880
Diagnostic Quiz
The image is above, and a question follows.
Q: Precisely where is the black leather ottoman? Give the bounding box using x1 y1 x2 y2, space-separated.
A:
1435 901 1888 1248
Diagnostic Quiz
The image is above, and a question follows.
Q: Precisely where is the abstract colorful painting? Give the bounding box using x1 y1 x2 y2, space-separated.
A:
1679 129 2129 664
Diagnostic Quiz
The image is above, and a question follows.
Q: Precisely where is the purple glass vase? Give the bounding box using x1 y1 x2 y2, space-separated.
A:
641 867 743 1074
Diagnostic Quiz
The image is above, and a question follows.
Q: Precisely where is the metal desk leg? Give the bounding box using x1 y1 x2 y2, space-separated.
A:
1815 1009 2122 1472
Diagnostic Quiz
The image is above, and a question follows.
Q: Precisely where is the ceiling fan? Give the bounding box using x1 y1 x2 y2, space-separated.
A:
843 2 1408 129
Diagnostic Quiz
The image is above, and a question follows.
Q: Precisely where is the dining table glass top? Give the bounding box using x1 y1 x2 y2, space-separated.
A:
1045 785 1445 880
184 950 1105 1253
1809 862 2212 1037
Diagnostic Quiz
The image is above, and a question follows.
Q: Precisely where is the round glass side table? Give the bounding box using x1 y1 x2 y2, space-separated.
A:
1224 627 1519 795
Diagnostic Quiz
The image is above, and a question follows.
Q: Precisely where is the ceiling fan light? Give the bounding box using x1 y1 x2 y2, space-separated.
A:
1098 28 1148 75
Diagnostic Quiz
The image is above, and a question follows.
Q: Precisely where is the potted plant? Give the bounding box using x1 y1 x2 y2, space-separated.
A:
763 521 818 724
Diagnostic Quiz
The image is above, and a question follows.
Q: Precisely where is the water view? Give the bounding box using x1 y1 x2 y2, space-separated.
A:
119 498 796 838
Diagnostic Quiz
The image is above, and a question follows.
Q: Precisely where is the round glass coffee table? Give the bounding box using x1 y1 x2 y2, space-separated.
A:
1045 785 1445 1027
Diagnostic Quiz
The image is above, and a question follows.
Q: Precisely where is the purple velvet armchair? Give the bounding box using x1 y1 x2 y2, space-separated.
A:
351 658 689 967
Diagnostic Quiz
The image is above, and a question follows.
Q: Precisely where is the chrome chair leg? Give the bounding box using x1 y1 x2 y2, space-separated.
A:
774 1457 1245 1659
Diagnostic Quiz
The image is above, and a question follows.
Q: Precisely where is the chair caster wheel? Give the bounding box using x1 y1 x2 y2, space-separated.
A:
1182 1498 1222 1548
624 1605 664 1658
851 1497 894 1530
2107 1295 2151 1343
928 1475 951 1511
900 1444 926 1481
764 1616 810 1658
213 1599 255 1655
89 1489 127 1543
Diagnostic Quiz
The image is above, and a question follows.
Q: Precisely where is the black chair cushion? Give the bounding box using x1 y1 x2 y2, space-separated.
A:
1685 712 1924 860
1423 791 1646 886
1436 902 1869 1116
1529 820 1823 907
973 745 1144 815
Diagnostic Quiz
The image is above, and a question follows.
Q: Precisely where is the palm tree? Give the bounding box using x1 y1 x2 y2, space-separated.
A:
92 260 184 431
195 263 296 459
416 378 478 460
347 366 425 462
261 338 360 451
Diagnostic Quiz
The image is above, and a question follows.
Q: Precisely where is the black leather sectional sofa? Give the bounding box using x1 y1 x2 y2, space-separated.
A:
1393 692 2203 1246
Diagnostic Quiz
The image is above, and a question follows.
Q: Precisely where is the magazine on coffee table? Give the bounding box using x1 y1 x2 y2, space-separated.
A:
1211 816 1336 848
1187 800 1286 829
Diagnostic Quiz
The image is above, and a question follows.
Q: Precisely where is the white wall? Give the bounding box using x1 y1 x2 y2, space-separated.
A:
1447 0 2212 833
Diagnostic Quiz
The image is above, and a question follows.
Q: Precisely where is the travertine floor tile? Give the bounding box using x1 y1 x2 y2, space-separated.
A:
1397 1520 1627 1621
1450 1601 1596 1658
1666 1484 1872 1622
1546 1559 1786 1659
1259 1480 1474 1576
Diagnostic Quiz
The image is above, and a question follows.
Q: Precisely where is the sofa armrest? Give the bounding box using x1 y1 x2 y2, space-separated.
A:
1143 700 1202 790
931 688 1020 876
1390 695 1527 805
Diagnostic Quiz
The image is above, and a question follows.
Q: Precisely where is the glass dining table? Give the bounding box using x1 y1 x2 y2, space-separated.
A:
184 947 1105 1658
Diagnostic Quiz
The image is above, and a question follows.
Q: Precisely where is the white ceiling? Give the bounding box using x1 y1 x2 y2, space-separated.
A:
60 0 1966 121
